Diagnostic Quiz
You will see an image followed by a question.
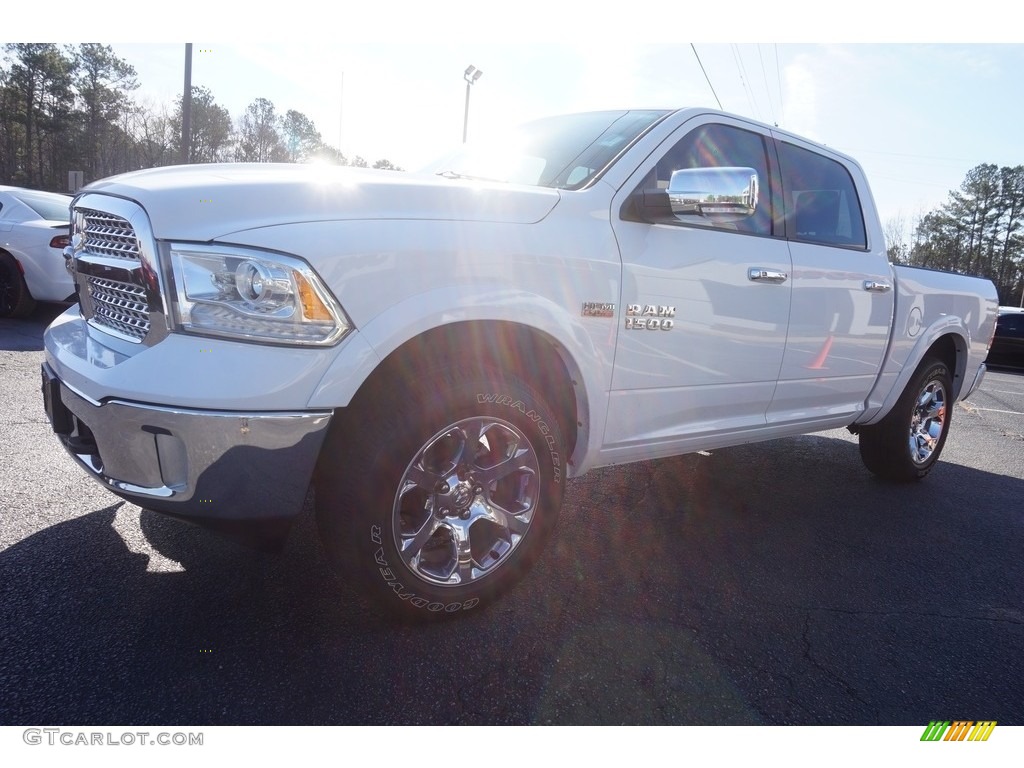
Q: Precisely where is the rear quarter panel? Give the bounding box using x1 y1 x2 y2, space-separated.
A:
858 265 998 424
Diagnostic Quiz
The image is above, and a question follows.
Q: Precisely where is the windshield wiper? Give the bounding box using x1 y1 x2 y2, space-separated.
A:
435 170 506 183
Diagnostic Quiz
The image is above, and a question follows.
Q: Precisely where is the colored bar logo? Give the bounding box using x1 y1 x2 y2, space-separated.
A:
920 721 996 741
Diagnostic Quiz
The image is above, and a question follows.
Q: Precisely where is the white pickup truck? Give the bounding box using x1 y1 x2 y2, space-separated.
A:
42 108 998 619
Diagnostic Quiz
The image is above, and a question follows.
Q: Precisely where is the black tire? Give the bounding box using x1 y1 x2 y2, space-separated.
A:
0 252 36 319
858 356 953 481
315 365 566 621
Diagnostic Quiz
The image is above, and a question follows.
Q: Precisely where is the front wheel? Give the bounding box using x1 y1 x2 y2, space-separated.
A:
858 356 953 481
316 366 566 620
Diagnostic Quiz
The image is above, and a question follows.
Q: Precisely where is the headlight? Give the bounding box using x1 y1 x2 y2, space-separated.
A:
165 243 349 345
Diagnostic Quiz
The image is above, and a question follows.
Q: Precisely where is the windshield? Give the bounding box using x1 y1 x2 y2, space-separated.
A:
14 189 72 222
423 109 670 190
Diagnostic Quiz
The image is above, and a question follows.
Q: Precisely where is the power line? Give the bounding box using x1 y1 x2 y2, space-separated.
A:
774 44 784 127
690 44 722 110
731 44 760 120
840 148 976 164
758 44 776 126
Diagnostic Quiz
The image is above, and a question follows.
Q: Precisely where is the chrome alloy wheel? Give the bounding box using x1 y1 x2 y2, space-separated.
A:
393 416 541 587
908 378 947 465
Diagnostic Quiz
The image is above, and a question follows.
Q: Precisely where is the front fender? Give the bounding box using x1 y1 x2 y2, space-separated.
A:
305 286 617 476
217 198 624 474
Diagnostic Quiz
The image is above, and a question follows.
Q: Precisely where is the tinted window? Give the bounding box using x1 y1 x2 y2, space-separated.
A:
651 123 773 236
997 313 1024 337
778 142 866 249
14 190 71 222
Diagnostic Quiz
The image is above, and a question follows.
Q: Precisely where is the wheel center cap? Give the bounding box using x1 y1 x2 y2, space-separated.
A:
452 484 473 510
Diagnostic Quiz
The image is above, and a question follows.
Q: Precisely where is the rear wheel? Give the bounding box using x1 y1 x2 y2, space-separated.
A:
0 253 36 318
858 356 952 481
315 366 566 620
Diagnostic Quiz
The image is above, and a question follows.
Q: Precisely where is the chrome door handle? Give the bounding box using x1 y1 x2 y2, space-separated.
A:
863 280 892 293
748 268 788 284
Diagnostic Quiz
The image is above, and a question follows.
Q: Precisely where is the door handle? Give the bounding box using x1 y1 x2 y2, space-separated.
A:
863 280 892 293
748 268 788 284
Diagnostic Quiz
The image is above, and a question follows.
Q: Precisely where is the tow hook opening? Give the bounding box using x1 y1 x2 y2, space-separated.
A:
65 417 102 470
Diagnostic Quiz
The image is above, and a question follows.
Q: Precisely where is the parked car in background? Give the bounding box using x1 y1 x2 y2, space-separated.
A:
986 306 1024 370
0 186 75 318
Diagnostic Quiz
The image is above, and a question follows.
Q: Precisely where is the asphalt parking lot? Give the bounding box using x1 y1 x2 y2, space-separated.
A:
2 303 1022 725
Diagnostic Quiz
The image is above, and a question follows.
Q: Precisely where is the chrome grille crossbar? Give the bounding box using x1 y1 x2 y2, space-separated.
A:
79 209 141 261
87 276 149 341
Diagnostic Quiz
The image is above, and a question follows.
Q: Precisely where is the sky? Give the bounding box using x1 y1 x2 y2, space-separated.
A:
8 2 1024 237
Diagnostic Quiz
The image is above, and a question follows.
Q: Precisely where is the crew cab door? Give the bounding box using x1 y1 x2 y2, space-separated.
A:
765 134 895 424
604 116 792 455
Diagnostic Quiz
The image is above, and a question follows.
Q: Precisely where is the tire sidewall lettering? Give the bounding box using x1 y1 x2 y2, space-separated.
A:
370 528 482 612
476 392 563 483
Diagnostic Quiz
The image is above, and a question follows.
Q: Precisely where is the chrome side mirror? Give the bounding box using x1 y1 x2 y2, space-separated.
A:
667 166 758 222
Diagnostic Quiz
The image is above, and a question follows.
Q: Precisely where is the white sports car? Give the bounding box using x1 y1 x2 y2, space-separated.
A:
0 186 76 318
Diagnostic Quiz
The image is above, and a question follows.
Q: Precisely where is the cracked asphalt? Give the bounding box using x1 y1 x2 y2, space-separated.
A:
2 303 1022 725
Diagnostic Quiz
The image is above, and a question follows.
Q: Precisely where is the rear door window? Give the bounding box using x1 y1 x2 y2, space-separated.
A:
778 141 867 249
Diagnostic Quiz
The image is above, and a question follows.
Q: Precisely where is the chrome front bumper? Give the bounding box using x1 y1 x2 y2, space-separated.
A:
42 362 332 540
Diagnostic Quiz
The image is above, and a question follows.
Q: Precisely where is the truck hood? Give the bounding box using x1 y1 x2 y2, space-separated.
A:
83 164 561 241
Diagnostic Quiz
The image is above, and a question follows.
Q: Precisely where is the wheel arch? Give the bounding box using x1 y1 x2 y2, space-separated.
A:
859 322 971 427
924 332 963 398
0 247 27 278
0 247 37 318
345 319 584 464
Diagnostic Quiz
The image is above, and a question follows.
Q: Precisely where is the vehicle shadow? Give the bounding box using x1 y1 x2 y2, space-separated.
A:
0 303 66 352
1 433 1022 725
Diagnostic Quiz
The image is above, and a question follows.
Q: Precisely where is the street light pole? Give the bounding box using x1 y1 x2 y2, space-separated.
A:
462 65 483 143
181 43 193 164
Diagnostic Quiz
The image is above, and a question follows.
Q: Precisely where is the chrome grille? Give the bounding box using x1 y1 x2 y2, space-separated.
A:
71 194 164 346
86 277 150 340
78 208 141 261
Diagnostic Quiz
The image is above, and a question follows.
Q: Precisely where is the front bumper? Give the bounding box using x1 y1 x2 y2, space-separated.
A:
42 362 332 543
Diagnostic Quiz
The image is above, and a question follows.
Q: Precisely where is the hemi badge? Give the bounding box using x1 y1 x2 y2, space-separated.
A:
582 302 615 318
